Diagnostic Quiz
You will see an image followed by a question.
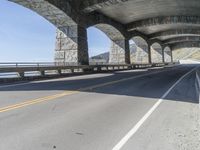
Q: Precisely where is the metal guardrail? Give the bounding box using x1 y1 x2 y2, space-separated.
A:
0 62 171 68
0 62 174 78
0 62 55 68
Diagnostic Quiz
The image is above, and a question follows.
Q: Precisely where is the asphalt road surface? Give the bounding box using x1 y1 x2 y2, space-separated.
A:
0 64 199 150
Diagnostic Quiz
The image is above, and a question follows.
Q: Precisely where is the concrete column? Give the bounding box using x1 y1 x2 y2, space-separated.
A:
148 45 152 64
54 25 89 65
170 50 173 63
162 48 165 63
109 39 130 64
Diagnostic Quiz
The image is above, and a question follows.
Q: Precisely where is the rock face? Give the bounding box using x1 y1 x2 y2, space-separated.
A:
91 52 109 61
173 48 200 62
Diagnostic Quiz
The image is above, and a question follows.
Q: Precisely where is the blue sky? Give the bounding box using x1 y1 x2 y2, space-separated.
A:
0 0 110 62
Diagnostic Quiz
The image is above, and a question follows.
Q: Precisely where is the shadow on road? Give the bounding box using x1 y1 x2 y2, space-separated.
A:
0 65 198 104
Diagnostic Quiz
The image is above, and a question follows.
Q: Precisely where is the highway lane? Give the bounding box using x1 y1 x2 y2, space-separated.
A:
120 66 200 150
0 64 199 150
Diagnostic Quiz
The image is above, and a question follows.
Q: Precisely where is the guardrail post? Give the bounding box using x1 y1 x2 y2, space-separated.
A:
97 67 102 72
57 69 62 75
17 72 24 78
71 69 74 73
83 67 93 73
40 70 45 76
127 65 132 70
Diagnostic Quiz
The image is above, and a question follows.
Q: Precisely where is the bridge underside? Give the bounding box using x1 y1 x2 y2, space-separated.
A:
8 0 200 65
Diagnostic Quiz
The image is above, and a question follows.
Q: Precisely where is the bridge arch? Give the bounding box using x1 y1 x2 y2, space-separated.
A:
171 42 200 50
87 23 130 64
150 42 163 63
130 36 149 63
94 24 125 41
9 0 77 29
9 0 90 65
87 26 111 64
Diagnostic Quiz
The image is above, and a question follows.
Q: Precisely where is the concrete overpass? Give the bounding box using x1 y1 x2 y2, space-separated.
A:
8 0 200 66
0 1 200 150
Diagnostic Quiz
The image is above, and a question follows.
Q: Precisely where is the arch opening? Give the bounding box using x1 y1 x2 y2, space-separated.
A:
9 0 90 65
87 26 111 65
88 23 130 64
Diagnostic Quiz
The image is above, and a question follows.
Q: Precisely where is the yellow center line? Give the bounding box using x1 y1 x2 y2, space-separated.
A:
0 68 171 113
0 90 79 113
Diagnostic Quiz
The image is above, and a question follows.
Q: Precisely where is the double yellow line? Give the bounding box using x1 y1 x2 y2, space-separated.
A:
0 90 79 113
0 68 170 113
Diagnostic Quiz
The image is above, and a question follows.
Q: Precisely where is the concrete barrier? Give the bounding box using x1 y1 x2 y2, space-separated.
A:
0 62 174 83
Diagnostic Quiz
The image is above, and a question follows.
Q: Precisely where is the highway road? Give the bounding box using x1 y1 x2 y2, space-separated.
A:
0 64 199 150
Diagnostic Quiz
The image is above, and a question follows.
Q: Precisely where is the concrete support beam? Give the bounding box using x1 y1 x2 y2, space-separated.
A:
54 25 89 65
127 16 200 31
170 42 200 50
129 31 149 42
109 39 130 64
150 29 200 39
87 12 127 37
163 36 200 44
82 0 129 13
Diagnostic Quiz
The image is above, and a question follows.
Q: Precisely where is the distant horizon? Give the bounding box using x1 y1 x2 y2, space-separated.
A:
0 0 110 62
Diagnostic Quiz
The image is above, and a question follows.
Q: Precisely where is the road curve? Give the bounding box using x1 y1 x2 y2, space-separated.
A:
0 64 199 150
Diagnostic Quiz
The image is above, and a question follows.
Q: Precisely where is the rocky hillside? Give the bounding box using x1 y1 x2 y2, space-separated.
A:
90 52 109 62
173 48 200 62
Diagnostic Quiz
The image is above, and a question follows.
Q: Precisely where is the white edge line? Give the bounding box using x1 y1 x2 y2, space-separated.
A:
195 69 200 107
112 66 197 150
